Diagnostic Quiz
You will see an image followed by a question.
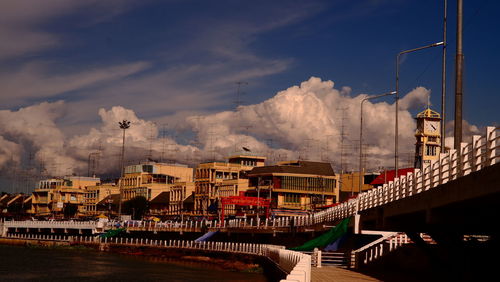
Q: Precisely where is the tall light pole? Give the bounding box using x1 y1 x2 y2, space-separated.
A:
117 119 131 219
359 91 396 193
441 0 448 152
395 41 444 178
454 0 464 151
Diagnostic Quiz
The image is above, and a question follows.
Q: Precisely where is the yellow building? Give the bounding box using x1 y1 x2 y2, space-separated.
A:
32 176 100 217
83 183 119 216
414 108 442 169
338 172 379 201
119 162 193 202
247 160 340 212
168 182 195 215
194 155 266 215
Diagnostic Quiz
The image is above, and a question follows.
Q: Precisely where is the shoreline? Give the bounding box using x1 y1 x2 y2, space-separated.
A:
0 237 271 275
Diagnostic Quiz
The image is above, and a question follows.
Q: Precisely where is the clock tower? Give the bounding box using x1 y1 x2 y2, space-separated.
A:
414 107 441 169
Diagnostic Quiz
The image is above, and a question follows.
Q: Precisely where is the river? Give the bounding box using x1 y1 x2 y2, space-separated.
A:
0 244 269 281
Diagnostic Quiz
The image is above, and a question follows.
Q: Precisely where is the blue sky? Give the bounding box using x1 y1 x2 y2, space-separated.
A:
0 0 498 189
1 0 498 127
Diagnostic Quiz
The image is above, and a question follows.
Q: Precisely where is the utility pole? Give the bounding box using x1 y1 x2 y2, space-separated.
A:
454 0 464 150
117 120 131 220
441 0 448 152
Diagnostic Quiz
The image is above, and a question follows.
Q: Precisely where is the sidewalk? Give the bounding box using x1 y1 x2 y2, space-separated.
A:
311 267 380 282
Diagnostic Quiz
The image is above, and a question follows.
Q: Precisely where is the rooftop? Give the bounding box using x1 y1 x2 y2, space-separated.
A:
416 108 441 119
370 168 415 185
248 160 335 176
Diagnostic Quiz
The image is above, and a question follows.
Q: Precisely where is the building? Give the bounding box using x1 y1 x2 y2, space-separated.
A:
369 168 415 186
119 162 193 202
194 155 266 215
169 181 195 215
149 192 170 215
246 160 340 212
83 183 119 216
0 193 32 216
414 107 442 169
338 172 379 201
32 176 100 217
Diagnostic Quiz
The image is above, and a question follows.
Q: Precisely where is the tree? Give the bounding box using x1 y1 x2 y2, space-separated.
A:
123 196 149 220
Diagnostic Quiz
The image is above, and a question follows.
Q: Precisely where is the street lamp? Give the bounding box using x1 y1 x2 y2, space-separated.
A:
395 41 444 178
359 91 396 194
117 120 131 220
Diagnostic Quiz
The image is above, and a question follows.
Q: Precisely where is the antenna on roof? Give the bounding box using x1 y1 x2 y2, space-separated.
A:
337 106 350 171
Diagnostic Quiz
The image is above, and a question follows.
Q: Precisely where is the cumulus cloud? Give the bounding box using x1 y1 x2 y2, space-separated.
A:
0 101 78 175
444 119 482 150
188 77 429 169
2 77 480 191
0 136 22 169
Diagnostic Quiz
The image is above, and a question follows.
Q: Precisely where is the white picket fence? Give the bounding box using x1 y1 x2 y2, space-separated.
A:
3 232 311 282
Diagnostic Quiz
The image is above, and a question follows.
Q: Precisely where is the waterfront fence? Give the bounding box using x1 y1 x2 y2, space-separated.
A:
2 232 311 282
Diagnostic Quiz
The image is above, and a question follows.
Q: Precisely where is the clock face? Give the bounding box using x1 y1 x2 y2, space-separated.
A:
425 121 440 133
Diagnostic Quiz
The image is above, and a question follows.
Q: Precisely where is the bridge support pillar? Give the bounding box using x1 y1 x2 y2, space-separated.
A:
354 214 361 234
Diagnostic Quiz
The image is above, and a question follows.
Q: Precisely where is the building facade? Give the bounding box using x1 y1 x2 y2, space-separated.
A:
247 161 340 212
83 183 119 216
194 155 266 215
168 181 195 215
32 176 100 217
119 162 193 202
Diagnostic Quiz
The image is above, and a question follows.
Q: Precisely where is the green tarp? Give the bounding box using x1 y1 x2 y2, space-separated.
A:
289 217 350 251
99 228 126 238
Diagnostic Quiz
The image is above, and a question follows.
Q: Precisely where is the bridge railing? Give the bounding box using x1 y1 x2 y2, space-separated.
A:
297 126 499 226
350 232 408 269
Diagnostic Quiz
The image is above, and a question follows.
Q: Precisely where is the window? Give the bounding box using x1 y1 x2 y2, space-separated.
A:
284 193 300 204
426 145 437 156
428 136 438 143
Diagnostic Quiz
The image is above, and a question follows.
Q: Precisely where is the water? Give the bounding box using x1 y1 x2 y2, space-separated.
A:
0 245 269 281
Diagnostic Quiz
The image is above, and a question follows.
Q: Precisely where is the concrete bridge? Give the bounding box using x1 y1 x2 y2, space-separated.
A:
359 162 500 234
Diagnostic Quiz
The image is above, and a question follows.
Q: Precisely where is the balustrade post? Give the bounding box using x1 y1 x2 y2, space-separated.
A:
486 127 496 166
460 142 470 176
423 164 431 191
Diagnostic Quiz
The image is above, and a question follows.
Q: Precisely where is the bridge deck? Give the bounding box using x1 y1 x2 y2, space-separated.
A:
311 266 379 282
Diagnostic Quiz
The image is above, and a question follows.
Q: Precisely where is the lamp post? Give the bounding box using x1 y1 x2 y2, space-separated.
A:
117 120 131 220
359 91 396 194
395 41 444 178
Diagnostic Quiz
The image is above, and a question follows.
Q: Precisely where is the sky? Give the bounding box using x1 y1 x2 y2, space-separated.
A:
0 0 498 193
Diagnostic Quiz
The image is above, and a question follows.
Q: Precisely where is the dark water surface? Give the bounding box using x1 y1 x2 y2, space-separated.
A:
0 245 269 281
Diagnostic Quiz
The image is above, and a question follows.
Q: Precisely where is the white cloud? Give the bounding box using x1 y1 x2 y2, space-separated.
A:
187 77 430 170
0 61 151 107
1 77 476 187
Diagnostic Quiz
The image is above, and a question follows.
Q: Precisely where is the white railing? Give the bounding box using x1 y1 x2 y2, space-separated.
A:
3 220 97 230
350 232 408 269
263 246 311 282
304 126 499 226
2 232 311 282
